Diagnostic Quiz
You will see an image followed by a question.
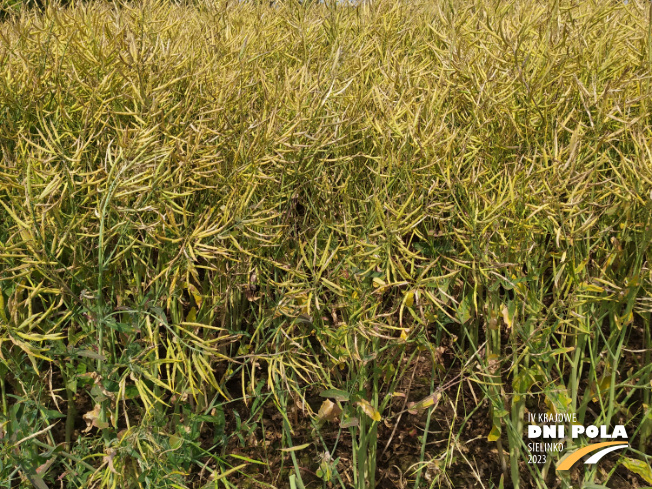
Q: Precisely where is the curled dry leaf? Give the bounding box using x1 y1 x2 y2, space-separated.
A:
104 448 118 474
79 372 115 400
316 399 341 424
340 416 359 428
83 404 109 432
36 457 55 475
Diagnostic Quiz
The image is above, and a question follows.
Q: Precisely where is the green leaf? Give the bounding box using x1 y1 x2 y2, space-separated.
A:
45 409 65 420
228 453 267 465
456 293 472 324
103 380 120 392
194 414 224 423
319 389 350 401
72 349 107 361
493 408 509 419
124 386 140 399
316 459 332 482
169 434 183 449
105 319 134 334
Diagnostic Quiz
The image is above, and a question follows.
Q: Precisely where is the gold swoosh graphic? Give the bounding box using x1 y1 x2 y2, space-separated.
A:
557 442 628 471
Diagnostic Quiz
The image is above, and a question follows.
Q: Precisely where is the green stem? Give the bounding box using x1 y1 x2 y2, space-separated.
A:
32 439 96 473
414 364 436 489
65 386 76 451
641 313 651 451
0 376 6 417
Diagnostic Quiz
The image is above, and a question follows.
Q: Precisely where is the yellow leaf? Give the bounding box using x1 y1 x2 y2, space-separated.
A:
211 464 247 482
399 329 409 342
0 199 30 229
372 277 386 288
621 311 633 327
186 307 197 323
404 291 414 308
356 399 381 422
488 424 501 442
410 392 441 413
20 227 34 243
0 291 7 323
501 303 513 329
622 457 652 484
512 274 527 295
580 282 604 293
280 443 312 452
186 283 202 308
550 347 575 356
592 375 612 402
15 331 64 342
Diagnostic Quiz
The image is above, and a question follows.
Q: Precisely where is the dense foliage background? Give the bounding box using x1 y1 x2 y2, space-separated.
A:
1 0 652 487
